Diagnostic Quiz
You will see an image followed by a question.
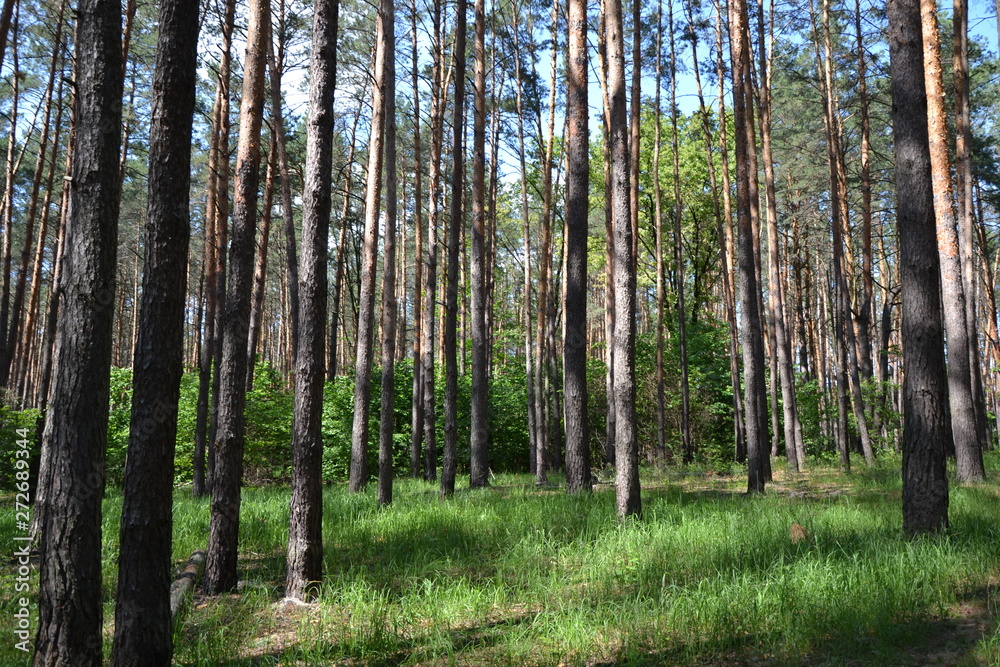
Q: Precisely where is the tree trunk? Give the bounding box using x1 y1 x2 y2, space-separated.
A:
409 0 425 478
349 22 390 493
469 0 489 489
668 0 692 464
442 0 467 496
34 0 122 658
513 5 537 477
606 0 640 518
653 0 666 460
757 0 802 472
111 0 198 660
202 0 268 594
377 0 398 506
207 0 237 490
920 0 985 482
954 0 990 461
887 0 950 535
285 0 337 601
730 0 767 493
564 0 590 493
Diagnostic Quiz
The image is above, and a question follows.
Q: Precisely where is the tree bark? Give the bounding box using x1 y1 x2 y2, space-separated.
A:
111 0 198 659
442 0 467 496
469 0 489 489
668 0 692 464
410 0 425 478
513 5 537 477
606 0 640 518
33 0 122 658
920 0 985 482
285 0 337 601
730 0 768 492
564 0 590 493
887 0 951 535
377 0 398 505
953 0 990 462
202 0 268 594
349 21 390 493
757 0 803 472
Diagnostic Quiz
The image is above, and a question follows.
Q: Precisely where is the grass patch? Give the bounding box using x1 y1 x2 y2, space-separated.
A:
1 454 998 665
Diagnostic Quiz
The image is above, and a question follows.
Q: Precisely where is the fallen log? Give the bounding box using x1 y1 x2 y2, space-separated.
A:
170 549 206 623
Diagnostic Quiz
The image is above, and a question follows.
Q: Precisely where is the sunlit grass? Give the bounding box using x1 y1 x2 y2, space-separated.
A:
0 452 997 665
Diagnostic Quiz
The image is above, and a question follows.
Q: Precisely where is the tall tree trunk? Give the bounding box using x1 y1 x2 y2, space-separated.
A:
207 0 237 489
756 0 802 472
730 0 767 492
920 0 985 482
564 0 591 493
285 0 337 600
534 0 559 484
606 0 640 518
953 0 990 465
410 0 425 478
653 0 666 459
597 6 616 467
111 0 198 659
469 0 489 489
855 0 875 386
667 0 692 463
442 0 467 496
887 0 950 535
34 0 122 658
193 0 234 495
202 0 268 593
513 4 537 476
350 11 390 493
712 0 745 463
377 0 398 505
422 0 450 482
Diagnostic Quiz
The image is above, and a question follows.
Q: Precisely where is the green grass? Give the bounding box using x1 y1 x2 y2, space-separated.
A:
1 454 999 665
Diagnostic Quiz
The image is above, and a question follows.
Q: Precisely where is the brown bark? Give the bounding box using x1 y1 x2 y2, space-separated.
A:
513 5 537 476
887 0 950 535
111 0 198 658
756 0 803 472
378 0 398 505
410 0 425 477
920 0 985 482
442 0 467 496
564 0 590 493
33 0 122 658
285 0 337 600
202 0 268 594
606 0 640 518
349 13 390 493
730 0 767 492
668 0 692 463
470 0 489 488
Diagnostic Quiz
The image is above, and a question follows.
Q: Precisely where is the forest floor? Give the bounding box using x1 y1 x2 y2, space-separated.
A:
2 453 999 665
